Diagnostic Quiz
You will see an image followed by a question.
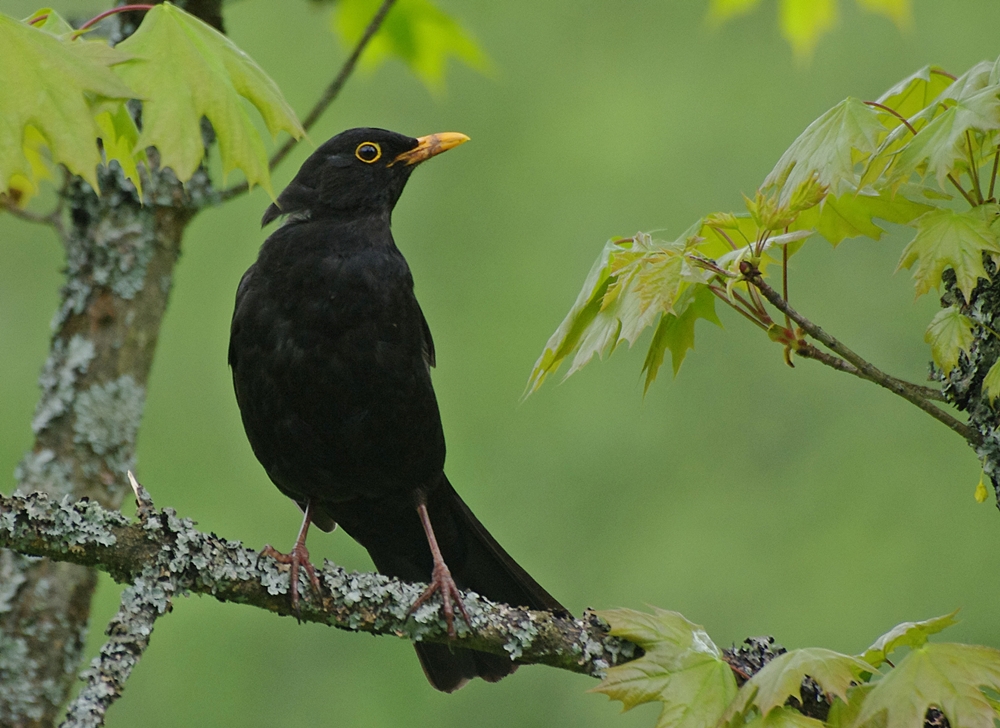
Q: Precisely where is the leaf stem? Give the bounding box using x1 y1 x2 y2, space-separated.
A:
707 285 770 331
966 130 984 204
742 264 980 445
989 147 999 201
864 101 917 135
782 235 791 331
948 174 978 207
220 0 398 201
74 5 154 35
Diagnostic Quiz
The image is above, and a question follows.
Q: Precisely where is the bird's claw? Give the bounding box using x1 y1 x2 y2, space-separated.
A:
259 542 322 618
409 561 471 639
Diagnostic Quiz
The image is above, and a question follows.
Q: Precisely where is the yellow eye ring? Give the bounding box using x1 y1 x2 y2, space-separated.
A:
355 142 382 163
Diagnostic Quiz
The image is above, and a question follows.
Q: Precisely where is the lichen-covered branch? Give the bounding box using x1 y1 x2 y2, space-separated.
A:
0 4 222 725
59 566 172 728
0 491 639 688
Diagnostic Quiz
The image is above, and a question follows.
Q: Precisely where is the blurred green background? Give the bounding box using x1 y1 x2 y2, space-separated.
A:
3 0 1000 725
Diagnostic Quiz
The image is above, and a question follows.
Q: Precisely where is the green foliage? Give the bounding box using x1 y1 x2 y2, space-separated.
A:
726 649 875 718
529 51 1000 398
332 0 490 92
596 609 1000 728
897 208 1000 302
113 3 303 196
854 643 1000 728
860 611 959 669
923 307 973 376
707 0 911 60
0 3 303 203
0 9 133 199
592 608 738 728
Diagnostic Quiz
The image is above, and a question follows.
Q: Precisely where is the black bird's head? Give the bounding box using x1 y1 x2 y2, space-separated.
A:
262 127 469 226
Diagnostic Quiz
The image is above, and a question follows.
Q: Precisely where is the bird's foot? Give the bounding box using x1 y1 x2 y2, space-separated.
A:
409 560 472 639
259 542 322 617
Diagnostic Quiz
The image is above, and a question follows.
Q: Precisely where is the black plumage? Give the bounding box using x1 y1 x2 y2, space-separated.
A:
228 127 566 692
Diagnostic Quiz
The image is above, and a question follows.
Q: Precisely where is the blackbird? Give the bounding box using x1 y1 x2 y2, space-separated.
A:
228 127 566 692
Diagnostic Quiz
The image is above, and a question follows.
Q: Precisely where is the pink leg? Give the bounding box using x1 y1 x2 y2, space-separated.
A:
408 502 472 638
260 500 323 616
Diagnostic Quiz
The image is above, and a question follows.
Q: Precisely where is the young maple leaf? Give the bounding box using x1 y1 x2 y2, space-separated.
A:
854 643 1000 728
924 307 974 376
0 12 134 198
724 648 875 720
591 607 738 728
898 208 1000 301
888 86 1000 190
861 612 959 669
763 98 884 205
113 3 304 195
642 284 721 390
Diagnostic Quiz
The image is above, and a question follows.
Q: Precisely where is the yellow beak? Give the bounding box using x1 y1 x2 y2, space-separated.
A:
391 132 470 166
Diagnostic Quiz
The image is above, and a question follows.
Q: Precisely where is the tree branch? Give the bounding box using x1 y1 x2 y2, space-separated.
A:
220 0 398 201
0 490 640 691
741 264 981 446
60 565 170 728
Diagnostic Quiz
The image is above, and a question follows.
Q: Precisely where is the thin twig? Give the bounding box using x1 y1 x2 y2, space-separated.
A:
1 195 59 228
796 343 947 401
219 0 398 202
743 265 980 445
948 173 978 207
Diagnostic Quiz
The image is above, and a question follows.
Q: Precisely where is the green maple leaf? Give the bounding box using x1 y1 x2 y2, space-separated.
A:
525 230 701 395
984 359 1000 404
898 208 1000 301
793 189 932 246
924 307 974 376
642 284 722 390
862 612 959 669
888 86 1000 190
0 11 134 197
592 608 738 728
726 648 875 719
875 66 954 120
827 685 878 728
334 0 489 92
763 97 884 205
114 2 304 194
95 104 147 197
854 643 1000 728
743 706 826 728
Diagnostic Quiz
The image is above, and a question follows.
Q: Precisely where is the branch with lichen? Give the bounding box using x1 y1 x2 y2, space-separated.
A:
0 487 639 709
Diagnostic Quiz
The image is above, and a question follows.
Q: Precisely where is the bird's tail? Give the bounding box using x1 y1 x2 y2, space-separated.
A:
360 475 567 692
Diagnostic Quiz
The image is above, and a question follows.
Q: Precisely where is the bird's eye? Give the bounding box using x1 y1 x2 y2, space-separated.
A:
355 142 382 163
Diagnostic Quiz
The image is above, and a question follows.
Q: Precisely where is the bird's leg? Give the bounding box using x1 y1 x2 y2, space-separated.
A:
260 500 323 616
408 501 472 639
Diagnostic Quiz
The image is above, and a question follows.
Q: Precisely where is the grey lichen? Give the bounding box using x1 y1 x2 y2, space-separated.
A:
15 449 75 499
0 551 29 615
30 335 96 436
73 375 146 483
62 567 173 728
0 632 44 723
